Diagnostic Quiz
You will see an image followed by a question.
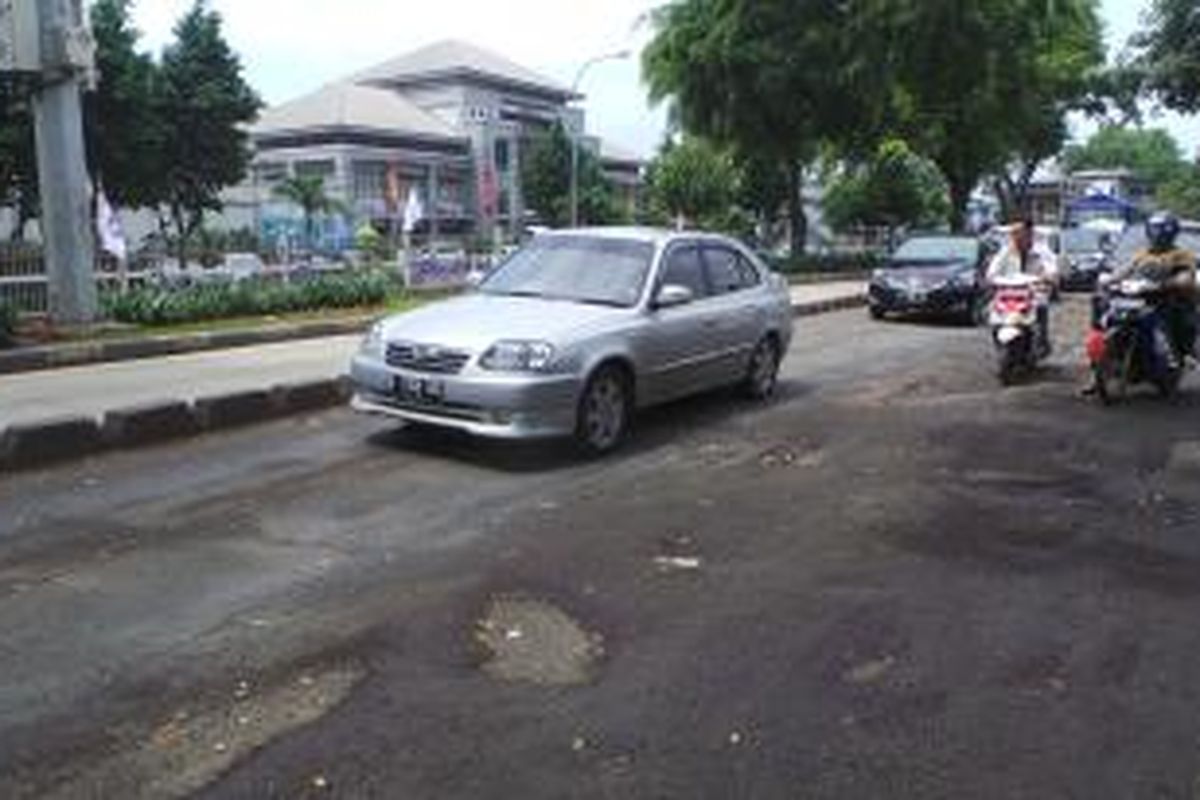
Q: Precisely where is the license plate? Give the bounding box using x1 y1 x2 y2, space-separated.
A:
394 375 445 405
1111 298 1146 311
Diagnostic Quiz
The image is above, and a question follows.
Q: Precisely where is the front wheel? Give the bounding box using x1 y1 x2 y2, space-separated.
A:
576 366 631 456
743 336 781 400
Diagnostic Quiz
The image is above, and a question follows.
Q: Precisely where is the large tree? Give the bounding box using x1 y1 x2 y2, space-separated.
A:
643 0 856 255
645 137 736 228
158 1 260 268
852 0 1104 229
1135 0 1200 113
823 139 950 246
86 0 166 210
519 123 620 227
1063 126 1186 190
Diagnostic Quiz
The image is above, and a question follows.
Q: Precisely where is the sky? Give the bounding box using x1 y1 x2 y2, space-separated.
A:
128 0 1194 160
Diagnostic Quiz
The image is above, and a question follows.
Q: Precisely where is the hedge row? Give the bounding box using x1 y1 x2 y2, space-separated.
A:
770 251 882 275
102 271 398 326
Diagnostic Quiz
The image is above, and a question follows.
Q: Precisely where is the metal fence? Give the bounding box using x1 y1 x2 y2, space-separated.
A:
0 246 159 314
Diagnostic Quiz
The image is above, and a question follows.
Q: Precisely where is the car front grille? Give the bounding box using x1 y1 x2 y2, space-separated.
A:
386 342 471 375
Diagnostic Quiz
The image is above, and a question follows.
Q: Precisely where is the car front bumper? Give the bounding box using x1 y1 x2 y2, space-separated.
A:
349 354 581 439
869 282 977 314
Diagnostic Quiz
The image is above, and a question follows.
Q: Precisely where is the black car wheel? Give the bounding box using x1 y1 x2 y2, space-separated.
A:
576 366 632 455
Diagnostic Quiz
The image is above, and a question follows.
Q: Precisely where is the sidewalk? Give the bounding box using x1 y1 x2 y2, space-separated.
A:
0 281 864 464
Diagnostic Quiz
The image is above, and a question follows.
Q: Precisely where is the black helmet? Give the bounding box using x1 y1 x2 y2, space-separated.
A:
1146 212 1181 251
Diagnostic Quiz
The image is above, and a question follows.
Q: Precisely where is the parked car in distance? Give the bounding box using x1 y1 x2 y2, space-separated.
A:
350 228 795 454
868 234 987 322
1058 227 1115 291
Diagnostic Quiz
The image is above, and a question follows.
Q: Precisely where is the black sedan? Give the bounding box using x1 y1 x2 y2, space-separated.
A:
868 235 987 323
1059 227 1116 292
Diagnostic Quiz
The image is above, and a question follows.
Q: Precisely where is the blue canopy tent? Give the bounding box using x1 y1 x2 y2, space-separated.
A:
1066 192 1138 225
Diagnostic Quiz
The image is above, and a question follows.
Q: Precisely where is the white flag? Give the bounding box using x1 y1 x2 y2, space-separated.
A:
96 189 127 262
402 186 425 234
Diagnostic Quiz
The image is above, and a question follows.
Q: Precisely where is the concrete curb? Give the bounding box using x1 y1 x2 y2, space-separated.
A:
0 377 352 474
0 317 373 377
0 295 860 474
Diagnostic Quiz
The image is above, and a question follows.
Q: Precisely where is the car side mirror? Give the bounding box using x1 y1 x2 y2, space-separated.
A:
654 284 694 309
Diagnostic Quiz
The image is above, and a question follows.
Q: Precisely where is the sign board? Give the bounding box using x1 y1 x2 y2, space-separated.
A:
0 0 41 73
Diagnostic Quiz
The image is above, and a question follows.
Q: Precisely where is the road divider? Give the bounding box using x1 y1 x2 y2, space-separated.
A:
1 377 351 473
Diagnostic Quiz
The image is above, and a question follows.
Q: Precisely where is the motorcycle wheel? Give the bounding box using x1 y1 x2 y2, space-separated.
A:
1156 368 1183 399
998 345 1020 387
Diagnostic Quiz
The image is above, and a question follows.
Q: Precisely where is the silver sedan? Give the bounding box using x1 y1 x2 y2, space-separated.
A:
350 228 794 453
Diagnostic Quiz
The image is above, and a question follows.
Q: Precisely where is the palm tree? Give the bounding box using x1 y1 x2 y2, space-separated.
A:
272 175 348 250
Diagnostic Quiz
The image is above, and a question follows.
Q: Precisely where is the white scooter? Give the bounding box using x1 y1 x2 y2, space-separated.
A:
988 274 1051 385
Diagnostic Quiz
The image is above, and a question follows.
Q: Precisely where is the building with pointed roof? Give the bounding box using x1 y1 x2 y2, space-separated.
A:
243 39 643 251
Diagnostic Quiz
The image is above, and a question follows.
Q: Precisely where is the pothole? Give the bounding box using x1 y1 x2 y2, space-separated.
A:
40 665 364 800
475 596 604 686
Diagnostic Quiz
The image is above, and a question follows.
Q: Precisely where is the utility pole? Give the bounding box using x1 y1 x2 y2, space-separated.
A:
33 0 97 325
1 0 97 324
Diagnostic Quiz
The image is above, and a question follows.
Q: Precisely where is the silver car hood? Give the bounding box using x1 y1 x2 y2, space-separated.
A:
380 293 633 351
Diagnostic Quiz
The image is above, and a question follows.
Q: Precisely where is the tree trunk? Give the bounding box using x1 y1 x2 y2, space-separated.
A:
171 205 190 271
948 177 973 233
788 161 807 257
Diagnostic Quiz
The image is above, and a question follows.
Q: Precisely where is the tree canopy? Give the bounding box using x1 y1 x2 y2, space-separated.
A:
1063 126 1186 190
644 137 736 228
520 124 621 227
1135 0 1200 113
823 139 950 240
86 0 165 210
643 0 1106 235
158 2 261 266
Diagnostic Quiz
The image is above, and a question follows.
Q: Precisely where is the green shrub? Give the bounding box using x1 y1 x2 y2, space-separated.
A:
0 301 16 348
775 251 881 276
102 270 400 326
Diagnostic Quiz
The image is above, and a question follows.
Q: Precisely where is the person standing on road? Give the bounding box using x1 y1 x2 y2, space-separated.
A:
986 217 1058 356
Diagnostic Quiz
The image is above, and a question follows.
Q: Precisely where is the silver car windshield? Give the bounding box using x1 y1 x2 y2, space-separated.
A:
481 236 655 308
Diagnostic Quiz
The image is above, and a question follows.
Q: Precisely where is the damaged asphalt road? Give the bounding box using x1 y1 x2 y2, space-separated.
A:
5 301 1200 798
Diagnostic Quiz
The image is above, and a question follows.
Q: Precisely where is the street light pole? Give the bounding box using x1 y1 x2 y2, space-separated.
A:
569 50 630 229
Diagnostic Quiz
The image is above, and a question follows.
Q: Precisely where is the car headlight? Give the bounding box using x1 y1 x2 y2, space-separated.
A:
950 271 976 288
360 321 386 358
480 340 557 373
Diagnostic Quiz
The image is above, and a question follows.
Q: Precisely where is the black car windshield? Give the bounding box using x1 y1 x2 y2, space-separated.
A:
480 235 654 308
892 237 978 264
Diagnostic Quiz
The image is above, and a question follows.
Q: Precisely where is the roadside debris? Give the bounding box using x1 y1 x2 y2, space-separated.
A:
653 556 703 572
844 655 897 685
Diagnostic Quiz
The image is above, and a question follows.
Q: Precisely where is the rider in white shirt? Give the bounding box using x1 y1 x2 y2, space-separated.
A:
986 218 1058 355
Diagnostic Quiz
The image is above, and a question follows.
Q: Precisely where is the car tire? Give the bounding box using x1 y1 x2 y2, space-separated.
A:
743 336 781 400
576 365 631 456
869 305 886 321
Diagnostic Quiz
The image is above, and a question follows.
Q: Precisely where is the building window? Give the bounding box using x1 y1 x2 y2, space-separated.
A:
494 139 510 174
353 162 387 202
256 162 287 185
295 160 335 181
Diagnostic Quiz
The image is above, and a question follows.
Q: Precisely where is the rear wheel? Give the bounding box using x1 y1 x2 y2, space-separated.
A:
576 366 631 456
743 336 781 400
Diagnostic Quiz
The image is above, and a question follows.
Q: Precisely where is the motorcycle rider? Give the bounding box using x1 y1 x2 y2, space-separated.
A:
1108 211 1197 361
986 216 1058 356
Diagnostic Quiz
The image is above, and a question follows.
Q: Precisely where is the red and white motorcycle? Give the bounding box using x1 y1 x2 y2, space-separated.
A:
988 274 1052 386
